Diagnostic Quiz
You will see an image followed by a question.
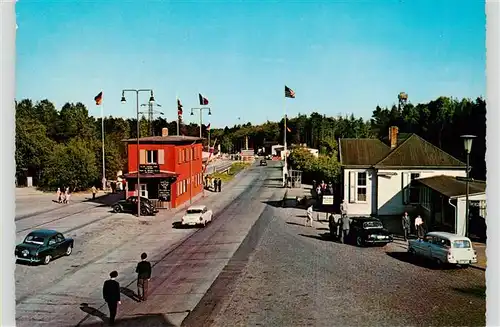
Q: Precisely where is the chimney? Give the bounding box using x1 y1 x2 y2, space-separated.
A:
389 126 399 149
161 128 169 137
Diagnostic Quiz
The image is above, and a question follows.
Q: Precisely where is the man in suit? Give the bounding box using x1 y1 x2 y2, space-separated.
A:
102 271 121 326
402 212 411 241
217 178 222 192
136 252 152 301
340 214 351 244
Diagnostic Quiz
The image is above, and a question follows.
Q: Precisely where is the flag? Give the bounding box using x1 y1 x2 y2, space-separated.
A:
207 123 211 131
177 99 183 117
285 85 295 98
199 93 209 105
287 127 292 133
94 91 103 105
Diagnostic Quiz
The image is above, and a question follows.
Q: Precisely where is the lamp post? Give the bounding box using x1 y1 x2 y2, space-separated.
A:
191 106 212 139
121 89 155 218
461 134 476 237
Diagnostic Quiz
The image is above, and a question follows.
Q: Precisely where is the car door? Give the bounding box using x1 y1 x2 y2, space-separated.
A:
125 197 136 212
429 236 448 262
55 234 67 256
420 235 435 258
47 236 59 257
412 235 430 256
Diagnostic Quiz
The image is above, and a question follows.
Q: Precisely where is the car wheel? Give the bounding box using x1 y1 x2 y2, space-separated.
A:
434 258 443 267
140 208 149 216
43 255 51 265
113 205 121 213
408 247 416 255
65 246 72 256
356 236 364 247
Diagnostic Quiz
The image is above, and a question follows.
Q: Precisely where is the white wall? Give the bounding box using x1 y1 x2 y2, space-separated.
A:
455 193 486 236
343 168 375 216
377 169 466 216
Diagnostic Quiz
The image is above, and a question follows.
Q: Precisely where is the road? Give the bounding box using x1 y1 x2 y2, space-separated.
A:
15 160 283 326
186 197 486 327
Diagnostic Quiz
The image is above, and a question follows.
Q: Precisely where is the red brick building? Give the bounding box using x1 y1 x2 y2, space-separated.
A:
122 129 204 209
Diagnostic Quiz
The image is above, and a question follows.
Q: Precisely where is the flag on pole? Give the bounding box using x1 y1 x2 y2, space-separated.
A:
94 91 103 105
287 127 291 133
199 93 209 105
206 123 211 131
177 98 183 117
285 85 295 98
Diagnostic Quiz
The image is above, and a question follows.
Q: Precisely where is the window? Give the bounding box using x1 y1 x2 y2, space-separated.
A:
409 173 420 204
420 187 431 210
402 172 421 204
146 150 158 164
357 172 367 202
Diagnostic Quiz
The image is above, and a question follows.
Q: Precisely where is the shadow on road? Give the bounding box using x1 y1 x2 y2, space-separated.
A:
452 286 486 299
317 227 329 231
262 199 298 208
79 303 107 322
79 313 176 327
83 192 125 206
286 221 307 227
385 251 452 270
299 233 331 242
171 221 199 229
120 287 141 302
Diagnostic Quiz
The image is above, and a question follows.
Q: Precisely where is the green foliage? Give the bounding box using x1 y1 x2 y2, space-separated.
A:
288 148 316 172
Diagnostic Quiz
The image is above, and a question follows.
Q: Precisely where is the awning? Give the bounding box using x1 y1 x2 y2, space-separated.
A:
124 171 178 179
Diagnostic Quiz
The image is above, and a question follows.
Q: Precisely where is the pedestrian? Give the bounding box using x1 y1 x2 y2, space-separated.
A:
56 187 62 203
218 178 222 192
305 205 314 227
415 215 424 239
340 214 351 244
340 199 348 218
102 271 121 326
91 186 97 200
135 252 152 301
402 212 411 241
65 190 71 204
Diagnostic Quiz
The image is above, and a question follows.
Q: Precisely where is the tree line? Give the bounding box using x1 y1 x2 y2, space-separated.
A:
15 95 485 190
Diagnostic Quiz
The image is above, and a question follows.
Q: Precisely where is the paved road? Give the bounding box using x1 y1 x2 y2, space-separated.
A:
186 199 486 327
15 161 283 326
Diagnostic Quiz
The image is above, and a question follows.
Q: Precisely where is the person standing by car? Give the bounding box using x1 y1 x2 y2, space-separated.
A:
91 186 97 200
103 271 121 326
415 215 424 239
136 252 152 301
402 212 411 241
340 214 351 244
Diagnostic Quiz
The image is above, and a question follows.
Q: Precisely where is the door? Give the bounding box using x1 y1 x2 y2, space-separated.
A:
429 236 447 261
47 237 60 256
139 184 148 198
55 234 66 255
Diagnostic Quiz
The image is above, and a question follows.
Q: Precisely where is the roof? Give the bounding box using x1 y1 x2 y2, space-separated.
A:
415 175 486 198
29 229 58 236
339 139 391 167
187 205 207 211
426 231 472 241
123 135 203 144
374 134 466 168
379 133 412 146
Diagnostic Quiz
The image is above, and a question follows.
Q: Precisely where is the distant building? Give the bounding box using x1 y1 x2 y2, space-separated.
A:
122 128 204 209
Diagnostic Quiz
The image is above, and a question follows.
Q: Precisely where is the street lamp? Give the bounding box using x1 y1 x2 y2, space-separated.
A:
461 134 476 237
191 107 212 138
121 89 155 218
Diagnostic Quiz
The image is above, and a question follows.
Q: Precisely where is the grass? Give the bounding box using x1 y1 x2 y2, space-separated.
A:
209 162 251 182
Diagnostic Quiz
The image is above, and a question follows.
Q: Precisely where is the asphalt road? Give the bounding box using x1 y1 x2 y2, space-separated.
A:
185 193 486 327
14 160 283 327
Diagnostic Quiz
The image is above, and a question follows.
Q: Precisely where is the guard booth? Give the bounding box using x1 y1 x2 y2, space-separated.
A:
288 169 302 188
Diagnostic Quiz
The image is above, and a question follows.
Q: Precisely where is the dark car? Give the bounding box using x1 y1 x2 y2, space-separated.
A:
344 217 393 247
15 229 74 265
112 196 158 216
260 159 267 166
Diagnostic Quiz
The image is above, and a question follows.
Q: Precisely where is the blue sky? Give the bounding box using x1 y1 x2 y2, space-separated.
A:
16 0 485 128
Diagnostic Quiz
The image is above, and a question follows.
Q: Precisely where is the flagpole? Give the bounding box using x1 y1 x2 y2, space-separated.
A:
283 89 287 186
176 93 180 136
208 128 211 149
101 101 106 191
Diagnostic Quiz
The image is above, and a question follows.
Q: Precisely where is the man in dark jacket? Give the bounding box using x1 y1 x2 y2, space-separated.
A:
136 252 152 301
340 215 351 244
217 178 222 192
402 212 411 241
103 271 121 326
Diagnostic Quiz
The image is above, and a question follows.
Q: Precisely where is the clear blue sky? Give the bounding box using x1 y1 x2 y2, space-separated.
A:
16 0 485 128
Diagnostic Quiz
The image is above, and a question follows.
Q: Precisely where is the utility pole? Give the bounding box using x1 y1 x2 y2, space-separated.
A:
140 102 163 136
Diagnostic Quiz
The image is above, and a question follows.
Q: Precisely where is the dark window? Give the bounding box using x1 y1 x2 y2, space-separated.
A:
409 173 420 204
146 150 158 164
24 235 45 245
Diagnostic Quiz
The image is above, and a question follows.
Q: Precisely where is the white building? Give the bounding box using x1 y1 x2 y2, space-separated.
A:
339 126 472 236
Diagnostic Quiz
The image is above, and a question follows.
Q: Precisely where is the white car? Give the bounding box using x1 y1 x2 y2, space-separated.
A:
408 231 477 267
181 205 213 227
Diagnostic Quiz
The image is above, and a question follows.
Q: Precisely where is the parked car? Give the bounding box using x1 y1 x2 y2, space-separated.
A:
181 205 213 226
112 196 158 216
339 217 393 246
15 229 74 265
408 231 477 267
260 159 267 166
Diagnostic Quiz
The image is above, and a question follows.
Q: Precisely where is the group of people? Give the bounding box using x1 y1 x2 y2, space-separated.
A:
55 187 71 204
102 252 152 326
402 212 425 240
313 180 334 197
205 175 222 192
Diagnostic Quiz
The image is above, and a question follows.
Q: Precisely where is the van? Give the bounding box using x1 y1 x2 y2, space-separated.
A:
408 231 477 267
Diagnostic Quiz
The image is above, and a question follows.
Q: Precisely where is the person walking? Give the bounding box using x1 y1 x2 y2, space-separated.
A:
135 252 152 301
340 214 351 244
340 199 348 218
102 271 121 326
415 215 424 239
218 178 222 192
402 212 411 241
306 205 314 227
56 187 62 203
91 186 97 200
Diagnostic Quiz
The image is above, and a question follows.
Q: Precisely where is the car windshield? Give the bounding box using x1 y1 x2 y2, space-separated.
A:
24 235 45 245
363 221 383 229
187 209 203 214
453 240 471 248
